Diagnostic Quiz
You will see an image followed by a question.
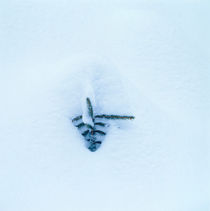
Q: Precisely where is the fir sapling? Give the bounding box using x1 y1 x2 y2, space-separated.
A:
72 97 134 152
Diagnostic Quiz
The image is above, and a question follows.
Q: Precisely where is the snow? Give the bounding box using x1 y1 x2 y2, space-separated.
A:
0 0 209 211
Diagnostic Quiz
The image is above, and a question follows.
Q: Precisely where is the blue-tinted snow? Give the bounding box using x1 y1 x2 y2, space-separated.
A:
0 0 209 211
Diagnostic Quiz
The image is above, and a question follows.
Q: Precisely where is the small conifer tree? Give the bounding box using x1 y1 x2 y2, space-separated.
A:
72 98 134 152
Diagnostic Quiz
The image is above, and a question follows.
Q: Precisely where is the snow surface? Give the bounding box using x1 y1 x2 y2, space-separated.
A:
0 0 209 210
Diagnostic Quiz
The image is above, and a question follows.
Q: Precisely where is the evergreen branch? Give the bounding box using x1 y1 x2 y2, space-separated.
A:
95 114 135 120
72 97 135 152
93 141 102 144
88 145 97 152
76 122 85 128
72 115 82 122
93 130 106 135
85 124 94 130
82 130 89 137
86 98 94 120
76 122 93 129
94 122 106 127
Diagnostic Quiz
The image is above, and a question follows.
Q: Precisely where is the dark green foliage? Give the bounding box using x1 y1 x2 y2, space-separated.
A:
72 115 82 122
95 114 135 120
94 122 106 127
72 98 135 152
76 122 93 130
86 97 94 119
75 122 86 129
82 130 89 137
93 130 106 136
